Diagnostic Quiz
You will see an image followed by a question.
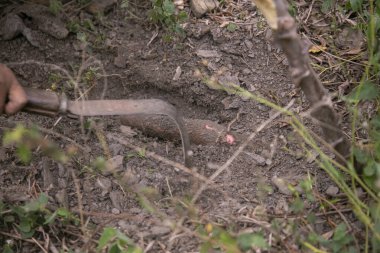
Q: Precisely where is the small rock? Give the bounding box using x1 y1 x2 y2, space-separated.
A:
326 185 339 197
274 197 289 214
109 190 123 210
221 96 243 109
119 125 137 137
96 177 112 196
190 23 211 38
109 143 123 155
271 176 292 195
82 179 94 193
55 189 69 209
244 152 266 166
196 49 221 58
190 0 219 17
111 208 120 215
58 178 68 188
355 187 364 198
86 0 117 14
150 226 171 237
244 40 253 50
242 68 251 75
58 163 67 177
129 207 142 214
104 155 124 175
294 149 304 160
41 158 55 190
218 73 240 94
306 150 319 164
114 46 128 68
172 66 182 81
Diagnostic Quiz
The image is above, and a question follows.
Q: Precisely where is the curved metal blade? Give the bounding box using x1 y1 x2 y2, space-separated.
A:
68 99 192 167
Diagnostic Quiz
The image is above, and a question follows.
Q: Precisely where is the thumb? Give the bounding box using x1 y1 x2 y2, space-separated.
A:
5 82 27 115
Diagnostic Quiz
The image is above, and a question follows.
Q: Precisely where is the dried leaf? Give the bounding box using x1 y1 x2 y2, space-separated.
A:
309 45 327 54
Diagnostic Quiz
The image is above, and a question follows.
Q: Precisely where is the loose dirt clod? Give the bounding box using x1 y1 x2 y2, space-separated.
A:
0 3 68 46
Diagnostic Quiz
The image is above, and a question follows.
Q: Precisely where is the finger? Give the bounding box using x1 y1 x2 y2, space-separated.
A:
0 84 6 114
5 81 27 115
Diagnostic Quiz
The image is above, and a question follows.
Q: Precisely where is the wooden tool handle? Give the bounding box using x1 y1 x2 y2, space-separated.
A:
23 87 63 116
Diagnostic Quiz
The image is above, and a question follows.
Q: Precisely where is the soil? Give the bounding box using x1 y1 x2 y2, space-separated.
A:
0 1 351 252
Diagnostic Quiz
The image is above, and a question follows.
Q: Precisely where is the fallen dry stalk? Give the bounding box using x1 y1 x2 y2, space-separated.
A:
254 0 351 165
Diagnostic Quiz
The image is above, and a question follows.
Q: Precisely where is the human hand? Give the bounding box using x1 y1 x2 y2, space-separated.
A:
0 64 27 115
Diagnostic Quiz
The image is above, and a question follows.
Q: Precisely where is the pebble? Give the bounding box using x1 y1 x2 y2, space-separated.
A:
109 190 123 210
150 226 171 236
55 189 69 209
85 0 117 14
96 177 112 196
325 185 339 197
272 176 292 195
104 155 124 175
111 208 120 215
244 152 266 166
196 49 221 58
190 0 219 17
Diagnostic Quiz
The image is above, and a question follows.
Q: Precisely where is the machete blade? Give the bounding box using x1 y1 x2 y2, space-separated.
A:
67 99 192 167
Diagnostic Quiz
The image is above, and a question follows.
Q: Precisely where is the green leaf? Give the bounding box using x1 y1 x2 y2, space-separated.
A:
238 233 269 251
333 223 347 241
22 194 48 213
177 11 188 22
290 198 304 213
97 227 117 250
353 147 370 164
18 219 31 233
49 0 63 16
3 125 27 145
321 0 334 13
4 215 15 223
17 144 32 164
226 23 238 32
200 242 213 253
349 0 363 12
57 208 71 217
163 0 175 15
126 246 143 253
44 211 57 225
109 244 121 253
2 244 14 253
346 81 380 102
121 0 129 9
116 230 134 245
364 161 376 176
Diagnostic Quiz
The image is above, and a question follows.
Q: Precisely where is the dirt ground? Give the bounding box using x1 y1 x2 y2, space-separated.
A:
0 1 359 252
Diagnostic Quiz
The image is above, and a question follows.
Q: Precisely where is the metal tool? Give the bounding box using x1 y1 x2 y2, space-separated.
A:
22 87 192 167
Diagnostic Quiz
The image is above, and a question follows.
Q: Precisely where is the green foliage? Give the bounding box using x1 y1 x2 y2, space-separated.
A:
0 194 76 240
345 81 380 102
149 0 188 36
237 233 269 251
226 23 238 32
121 0 129 9
49 0 63 16
3 125 68 164
321 0 334 13
97 227 142 253
306 224 354 253
199 224 268 252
